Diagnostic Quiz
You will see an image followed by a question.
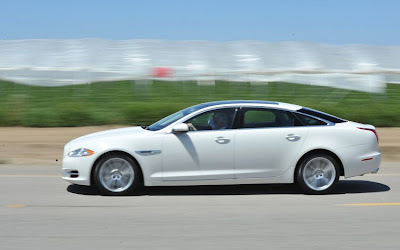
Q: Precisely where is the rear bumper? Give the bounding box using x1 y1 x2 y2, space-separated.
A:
336 144 381 178
371 167 379 174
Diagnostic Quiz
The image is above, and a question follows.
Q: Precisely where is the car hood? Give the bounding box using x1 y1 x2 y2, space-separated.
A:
67 126 151 145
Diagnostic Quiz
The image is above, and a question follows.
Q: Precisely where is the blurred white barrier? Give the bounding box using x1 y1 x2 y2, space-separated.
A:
0 39 399 92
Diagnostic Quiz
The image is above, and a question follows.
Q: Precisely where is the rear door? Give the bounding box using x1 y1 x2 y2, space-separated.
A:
234 107 309 178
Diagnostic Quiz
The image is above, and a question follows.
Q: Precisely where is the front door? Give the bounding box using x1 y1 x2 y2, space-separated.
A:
162 108 237 181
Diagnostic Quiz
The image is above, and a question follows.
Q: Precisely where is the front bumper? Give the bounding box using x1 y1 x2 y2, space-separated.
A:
62 155 97 186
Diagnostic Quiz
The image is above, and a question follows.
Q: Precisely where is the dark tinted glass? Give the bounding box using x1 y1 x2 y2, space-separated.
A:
185 108 236 131
295 113 327 126
298 107 346 123
242 109 301 128
148 103 209 131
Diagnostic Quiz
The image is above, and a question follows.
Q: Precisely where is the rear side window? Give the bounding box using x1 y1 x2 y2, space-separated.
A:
295 113 327 126
242 109 302 128
245 110 275 124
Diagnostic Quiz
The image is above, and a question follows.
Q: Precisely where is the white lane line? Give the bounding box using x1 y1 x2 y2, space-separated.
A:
371 174 400 176
0 175 61 177
340 203 400 206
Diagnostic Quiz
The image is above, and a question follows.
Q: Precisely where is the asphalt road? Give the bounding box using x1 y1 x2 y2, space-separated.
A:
1 162 400 250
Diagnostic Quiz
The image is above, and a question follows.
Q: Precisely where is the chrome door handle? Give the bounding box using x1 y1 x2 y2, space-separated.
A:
215 136 230 144
286 134 300 142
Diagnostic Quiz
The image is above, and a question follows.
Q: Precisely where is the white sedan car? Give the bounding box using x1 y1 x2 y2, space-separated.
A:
62 100 381 195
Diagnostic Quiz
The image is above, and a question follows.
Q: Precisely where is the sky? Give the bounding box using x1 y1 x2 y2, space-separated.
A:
0 0 399 45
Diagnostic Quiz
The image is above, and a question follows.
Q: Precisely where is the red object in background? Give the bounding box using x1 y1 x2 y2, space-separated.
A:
151 67 173 77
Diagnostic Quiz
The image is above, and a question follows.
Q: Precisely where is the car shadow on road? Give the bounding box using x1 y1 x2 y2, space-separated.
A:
67 179 390 196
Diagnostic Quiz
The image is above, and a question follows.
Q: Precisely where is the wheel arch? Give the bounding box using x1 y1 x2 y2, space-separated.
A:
295 149 345 179
90 150 144 187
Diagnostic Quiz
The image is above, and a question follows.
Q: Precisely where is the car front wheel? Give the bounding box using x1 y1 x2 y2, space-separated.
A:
94 154 140 196
296 154 340 194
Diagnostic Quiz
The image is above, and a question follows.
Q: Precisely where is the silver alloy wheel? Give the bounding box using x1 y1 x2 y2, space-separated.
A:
302 157 336 191
98 158 135 192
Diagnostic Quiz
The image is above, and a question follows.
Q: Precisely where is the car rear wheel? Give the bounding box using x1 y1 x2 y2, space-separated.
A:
94 154 140 196
296 154 339 194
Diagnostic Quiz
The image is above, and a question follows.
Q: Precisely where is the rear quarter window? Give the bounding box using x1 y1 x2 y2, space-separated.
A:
298 108 346 123
295 113 327 126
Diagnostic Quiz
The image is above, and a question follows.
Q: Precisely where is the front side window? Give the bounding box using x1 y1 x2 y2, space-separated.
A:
147 103 208 131
185 108 236 131
242 108 301 128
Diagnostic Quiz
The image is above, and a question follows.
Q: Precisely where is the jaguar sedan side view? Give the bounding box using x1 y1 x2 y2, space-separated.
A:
62 100 381 195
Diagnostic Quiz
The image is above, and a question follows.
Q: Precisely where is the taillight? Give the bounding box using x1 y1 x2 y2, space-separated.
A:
357 127 379 142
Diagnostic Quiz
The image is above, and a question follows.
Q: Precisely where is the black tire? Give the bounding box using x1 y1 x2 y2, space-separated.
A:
296 153 340 195
93 154 141 196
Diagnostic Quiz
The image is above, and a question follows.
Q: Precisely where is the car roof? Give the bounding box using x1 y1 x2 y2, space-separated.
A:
199 100 302 111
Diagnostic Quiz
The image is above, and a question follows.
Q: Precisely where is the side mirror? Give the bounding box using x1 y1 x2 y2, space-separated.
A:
171 123 189 133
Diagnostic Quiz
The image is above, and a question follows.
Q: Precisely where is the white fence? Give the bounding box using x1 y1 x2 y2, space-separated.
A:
1 39 400 92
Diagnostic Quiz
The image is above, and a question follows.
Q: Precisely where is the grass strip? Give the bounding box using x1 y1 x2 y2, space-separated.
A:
0 80 399 127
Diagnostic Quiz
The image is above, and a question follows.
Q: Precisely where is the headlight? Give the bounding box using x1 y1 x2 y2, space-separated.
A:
68 148 95 157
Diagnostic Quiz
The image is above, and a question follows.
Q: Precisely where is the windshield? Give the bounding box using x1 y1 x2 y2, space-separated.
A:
147 103 208 131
